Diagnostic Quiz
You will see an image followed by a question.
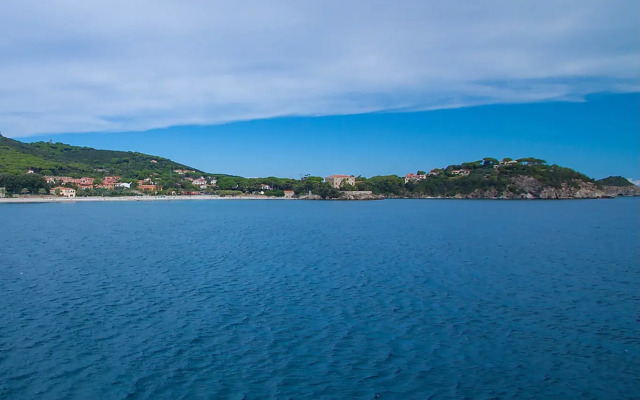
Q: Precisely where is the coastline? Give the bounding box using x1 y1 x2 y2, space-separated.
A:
0 195 294 204
1 193 637 204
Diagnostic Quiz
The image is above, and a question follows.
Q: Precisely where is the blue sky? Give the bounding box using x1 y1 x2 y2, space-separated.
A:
1 1 639 180
24 93 639 180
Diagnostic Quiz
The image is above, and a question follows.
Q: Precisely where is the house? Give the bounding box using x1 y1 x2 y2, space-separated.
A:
150 159 158 163
210 178 217 187
51 187 76 198
138 184 158 192
48 176 80 185
103 176 120 185
325 174 355 189
428 169 441 176
48 177 84 185
495 160 519 169
260 184 271 190
283 190 295 198
44 176 59 184
79 177 94 185
115 182 131 189
192 177 207 186
27 169 35 174
450 169 470 176
405 172 427 184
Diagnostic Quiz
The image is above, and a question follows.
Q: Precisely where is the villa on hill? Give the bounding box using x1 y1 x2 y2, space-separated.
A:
405 172 427 184
450 169 471 176
325 174 355 188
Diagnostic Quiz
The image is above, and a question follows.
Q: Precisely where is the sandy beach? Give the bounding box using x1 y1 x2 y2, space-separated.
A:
0 195 294 204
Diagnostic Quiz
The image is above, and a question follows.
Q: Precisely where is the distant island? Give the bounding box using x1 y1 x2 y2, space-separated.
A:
0 134 638 201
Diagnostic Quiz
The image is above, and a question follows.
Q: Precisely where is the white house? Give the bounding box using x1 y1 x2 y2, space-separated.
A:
192 178 207 186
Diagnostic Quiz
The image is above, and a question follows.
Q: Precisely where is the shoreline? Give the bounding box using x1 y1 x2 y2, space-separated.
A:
0 195 294 204
0 194 636 204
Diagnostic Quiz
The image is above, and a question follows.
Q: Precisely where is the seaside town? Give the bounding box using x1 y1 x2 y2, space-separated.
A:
34 172 367 199
1 167 366 199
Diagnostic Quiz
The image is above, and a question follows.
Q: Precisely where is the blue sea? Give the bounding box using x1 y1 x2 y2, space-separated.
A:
1 198 638 399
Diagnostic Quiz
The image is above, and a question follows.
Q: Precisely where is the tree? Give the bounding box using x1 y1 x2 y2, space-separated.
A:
216 177 238 190
315 183 340 199
340 181 357 191
482 158 499 168
38 188 47 195
517 157 547 166
367 175 405 195
417 170 426 175
461 161 482 169
21 188 30 194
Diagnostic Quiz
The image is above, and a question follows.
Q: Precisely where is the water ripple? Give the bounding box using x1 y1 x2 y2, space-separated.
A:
0 199 639 399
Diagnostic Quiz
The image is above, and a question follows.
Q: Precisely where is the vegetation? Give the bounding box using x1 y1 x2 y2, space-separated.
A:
596 176 633 187
0 173 48 194
0 134 205 179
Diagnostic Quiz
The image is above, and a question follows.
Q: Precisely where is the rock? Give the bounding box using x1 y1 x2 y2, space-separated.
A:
339 191 384 200
603 185 640 197
298 194 323 200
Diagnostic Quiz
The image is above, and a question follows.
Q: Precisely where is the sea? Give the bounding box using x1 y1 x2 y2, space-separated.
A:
0 198 638 399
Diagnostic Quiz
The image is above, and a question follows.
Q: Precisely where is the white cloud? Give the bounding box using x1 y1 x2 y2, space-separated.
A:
628 178 640 186
0 0 638 136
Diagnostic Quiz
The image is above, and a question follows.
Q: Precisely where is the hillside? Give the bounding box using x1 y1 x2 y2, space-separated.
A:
595 176 634 187
0 134 201 178
347 158 639 199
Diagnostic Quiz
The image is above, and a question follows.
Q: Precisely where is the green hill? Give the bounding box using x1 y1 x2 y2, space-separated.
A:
595 176 633 187
0 134 201 178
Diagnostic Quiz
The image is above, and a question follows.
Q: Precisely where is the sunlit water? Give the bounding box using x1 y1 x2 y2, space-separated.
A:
1 198 638 399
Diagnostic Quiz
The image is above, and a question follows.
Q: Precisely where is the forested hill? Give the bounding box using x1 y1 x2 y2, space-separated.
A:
0 134 201 178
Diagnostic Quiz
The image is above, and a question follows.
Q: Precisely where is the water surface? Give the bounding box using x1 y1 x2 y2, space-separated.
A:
1 199 638 399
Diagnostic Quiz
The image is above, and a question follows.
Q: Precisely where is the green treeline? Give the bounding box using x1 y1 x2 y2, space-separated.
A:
0 173 48 194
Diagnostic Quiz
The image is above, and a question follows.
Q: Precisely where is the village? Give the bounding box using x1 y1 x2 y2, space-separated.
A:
39 172 365 198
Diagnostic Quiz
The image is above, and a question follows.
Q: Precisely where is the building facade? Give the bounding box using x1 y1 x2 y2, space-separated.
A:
50 187 76 197
325 175 356 189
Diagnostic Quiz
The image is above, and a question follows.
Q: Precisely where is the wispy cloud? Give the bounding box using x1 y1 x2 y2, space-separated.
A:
0 0 638 137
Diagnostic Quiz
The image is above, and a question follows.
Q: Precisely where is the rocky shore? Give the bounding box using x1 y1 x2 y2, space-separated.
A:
413 178 640 200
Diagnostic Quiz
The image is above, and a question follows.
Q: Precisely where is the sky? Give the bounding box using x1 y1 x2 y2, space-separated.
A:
1 1 639 179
